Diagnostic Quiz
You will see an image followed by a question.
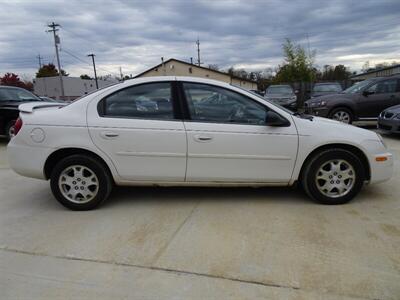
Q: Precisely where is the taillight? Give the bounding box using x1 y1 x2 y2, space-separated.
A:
14 118 23 136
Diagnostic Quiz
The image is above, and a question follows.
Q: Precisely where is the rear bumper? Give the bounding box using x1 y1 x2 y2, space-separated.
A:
377 117 400 133
7 140 51 180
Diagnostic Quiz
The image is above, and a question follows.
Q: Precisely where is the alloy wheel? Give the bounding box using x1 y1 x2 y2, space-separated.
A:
58 165 99 204
332 111 351 123
315 159 355 198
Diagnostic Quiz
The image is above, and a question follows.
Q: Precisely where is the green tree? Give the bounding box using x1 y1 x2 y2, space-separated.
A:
0 73 33 91
36 63 68 78
274 39 316 83
80 74 91 79
208 64 219 71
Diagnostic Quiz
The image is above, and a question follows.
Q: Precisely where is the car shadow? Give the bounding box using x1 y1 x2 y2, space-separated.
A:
102 185 310 209
0 137 8 145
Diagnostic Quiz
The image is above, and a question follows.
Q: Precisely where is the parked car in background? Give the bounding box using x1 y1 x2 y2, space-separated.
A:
305 75 400 124
264 84 297 110
0 86 46 139
7 76 392 210
250 89 265 96
311 82 342 98
378 104 400 134
40 96 59 102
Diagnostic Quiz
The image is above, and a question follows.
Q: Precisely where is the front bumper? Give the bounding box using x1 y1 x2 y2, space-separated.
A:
304 105 329 117
377 117 400 133
361 139 394 184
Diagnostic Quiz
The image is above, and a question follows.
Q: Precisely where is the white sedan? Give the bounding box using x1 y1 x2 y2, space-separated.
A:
7 77 393 210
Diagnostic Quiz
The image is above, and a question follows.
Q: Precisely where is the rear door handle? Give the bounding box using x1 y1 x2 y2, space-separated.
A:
194 134 213 142
100 131 119 139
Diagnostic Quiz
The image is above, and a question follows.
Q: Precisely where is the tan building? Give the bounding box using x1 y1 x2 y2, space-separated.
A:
134 58 258 90
351 64 400 82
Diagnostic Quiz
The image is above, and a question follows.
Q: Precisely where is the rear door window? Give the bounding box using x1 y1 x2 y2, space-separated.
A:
100 82 175 120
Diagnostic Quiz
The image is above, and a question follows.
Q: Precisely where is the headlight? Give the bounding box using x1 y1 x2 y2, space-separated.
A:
376 133 387 148
290 96 297 101
309 100 327 107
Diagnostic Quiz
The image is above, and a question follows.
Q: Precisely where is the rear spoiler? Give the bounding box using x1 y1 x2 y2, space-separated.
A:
18 102 68 113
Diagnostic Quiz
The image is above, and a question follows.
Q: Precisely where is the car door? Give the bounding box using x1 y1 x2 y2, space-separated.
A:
357 78 399 118
180 82 298 183
87 81 187 182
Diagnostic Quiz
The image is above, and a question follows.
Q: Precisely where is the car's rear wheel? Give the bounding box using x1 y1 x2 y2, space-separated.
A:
329 108 353 124
5 120 16 140
50 155 112 210
302 148 365 205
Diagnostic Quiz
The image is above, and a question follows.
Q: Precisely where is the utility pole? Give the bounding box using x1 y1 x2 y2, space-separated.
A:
36 54 43 68
119 67 123 81
87 54 98 89
196 38 201 66
47 22 65 98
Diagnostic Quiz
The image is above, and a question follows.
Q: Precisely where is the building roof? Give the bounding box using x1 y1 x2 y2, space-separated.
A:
350 64 400 78
134 58 257 84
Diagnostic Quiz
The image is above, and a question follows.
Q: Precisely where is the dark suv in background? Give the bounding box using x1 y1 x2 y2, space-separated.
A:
305 75 400 123
0 86 43 139
264 84 297 110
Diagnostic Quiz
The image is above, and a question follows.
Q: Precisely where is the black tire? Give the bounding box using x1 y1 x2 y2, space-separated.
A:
301 148 365 205
5 120 16 141
329 107 353 124
50 154 113 210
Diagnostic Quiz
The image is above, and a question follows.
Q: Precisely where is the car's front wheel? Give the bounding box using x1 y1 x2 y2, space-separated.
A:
329 108 353 124
302 148 365 205
50 155 113 210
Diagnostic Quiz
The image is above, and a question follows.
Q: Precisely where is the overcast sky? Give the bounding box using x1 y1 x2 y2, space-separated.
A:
0 0 399 79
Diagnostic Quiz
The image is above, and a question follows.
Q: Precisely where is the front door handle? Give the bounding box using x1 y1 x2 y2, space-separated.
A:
194 134 213 142
100 131 119 139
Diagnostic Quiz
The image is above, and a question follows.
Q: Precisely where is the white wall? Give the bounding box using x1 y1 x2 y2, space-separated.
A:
33 76 117 100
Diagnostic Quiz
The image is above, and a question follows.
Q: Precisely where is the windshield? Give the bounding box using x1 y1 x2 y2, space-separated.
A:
0 87 41 101
313 84 342 92
266 85 293 94
343 79 375 94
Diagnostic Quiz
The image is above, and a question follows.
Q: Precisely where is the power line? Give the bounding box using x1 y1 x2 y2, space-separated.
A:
61 48 90 65
60 47 120 77
37 54 43 68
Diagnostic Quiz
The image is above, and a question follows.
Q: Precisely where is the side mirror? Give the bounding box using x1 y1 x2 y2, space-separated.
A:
265 111 290 127
363 90 374 97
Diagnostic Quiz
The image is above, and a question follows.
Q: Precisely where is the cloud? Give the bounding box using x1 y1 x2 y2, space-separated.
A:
0 0 399 79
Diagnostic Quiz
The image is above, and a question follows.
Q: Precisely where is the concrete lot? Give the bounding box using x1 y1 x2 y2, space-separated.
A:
1 131 400 300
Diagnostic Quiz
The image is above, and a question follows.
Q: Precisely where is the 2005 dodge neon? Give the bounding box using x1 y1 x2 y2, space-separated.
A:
7 76 393 210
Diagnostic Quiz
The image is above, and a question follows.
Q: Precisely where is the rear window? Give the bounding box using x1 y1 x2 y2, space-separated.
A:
313 84 342 92
0 88 40 101
266 85 293 94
